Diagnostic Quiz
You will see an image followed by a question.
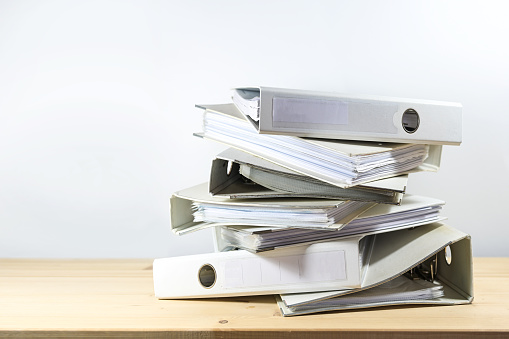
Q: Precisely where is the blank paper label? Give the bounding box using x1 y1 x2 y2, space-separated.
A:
223 250 346 288
273 97 349 125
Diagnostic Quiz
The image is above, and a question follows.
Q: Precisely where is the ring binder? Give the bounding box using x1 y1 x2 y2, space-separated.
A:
212 194 446 252
196 104 443 188
210 148 408 204
277 223 473 316
153 237 366 298
232 86 462 145
170 182 375 235
153 223 472 304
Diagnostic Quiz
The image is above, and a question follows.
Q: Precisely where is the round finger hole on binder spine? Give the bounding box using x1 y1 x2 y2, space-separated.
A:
198 264 216 288
402 108 420 133
444 245 452 265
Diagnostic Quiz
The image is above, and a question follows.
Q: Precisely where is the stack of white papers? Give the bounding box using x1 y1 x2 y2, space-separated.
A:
232 88 260 121
192 200 372 229
200 107 434 188
278 276 444 316
210 148 409 204
216 195 445 252
170 182 376 235
237 159 406 203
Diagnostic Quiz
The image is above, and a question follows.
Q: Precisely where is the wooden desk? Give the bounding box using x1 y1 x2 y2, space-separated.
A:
0 258 508 338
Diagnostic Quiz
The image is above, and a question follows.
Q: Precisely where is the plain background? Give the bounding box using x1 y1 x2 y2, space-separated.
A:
1 1 508 258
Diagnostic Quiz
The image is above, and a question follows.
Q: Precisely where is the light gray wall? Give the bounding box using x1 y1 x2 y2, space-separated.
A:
1 1 508 258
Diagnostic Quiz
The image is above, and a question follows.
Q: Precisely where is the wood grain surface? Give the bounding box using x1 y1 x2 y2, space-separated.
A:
0 258 508 338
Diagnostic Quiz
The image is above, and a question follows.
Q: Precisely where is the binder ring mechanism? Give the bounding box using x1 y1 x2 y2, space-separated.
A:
404 253 439 282
402 108 420 134
198 264 217 288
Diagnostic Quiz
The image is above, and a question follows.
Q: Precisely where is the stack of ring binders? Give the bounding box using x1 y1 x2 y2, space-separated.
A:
153 86 473 316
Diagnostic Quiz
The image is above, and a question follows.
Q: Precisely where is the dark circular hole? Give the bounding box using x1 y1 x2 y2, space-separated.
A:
198 264 216 288
402 108 420 134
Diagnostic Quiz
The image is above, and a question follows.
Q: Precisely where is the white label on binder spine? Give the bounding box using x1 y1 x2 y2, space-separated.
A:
273 97 349 125
223 250 346 288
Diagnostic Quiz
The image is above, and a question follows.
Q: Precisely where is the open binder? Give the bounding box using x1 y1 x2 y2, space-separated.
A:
196 103 442 188
210 148 408 204
232 86 462 145
170 182 375 235
277 223 473 316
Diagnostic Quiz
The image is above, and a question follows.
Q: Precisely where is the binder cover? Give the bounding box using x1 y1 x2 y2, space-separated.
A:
232 86 462 145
